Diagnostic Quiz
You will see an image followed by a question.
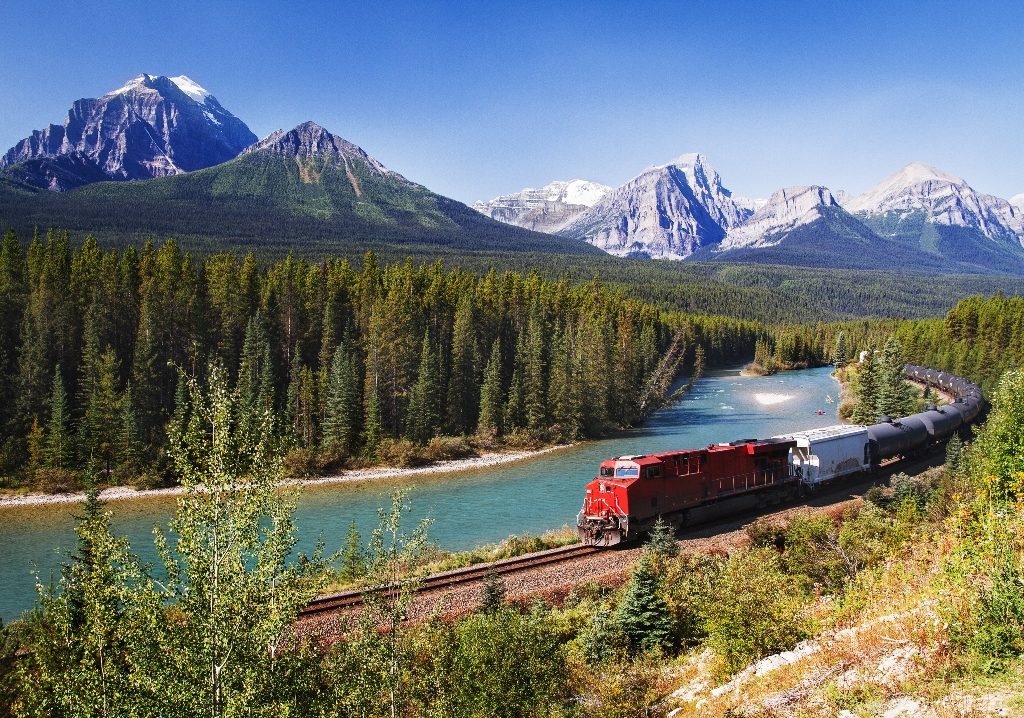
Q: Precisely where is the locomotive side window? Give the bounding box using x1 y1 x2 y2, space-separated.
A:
645 465 662 479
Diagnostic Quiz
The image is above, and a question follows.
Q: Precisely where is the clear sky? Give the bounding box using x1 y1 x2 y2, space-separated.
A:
1 0 1021 203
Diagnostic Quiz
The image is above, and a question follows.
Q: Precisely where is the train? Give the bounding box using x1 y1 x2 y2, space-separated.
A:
576 364 984 546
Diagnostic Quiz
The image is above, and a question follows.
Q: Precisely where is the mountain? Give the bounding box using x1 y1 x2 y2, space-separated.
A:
845 162 1024 244
0 121 600 257
0 74 257 190
716 186 844 250
695 185 946 270
840 162 1024 270
558 153 752 259
472 179 611 234
1011 193 1024 211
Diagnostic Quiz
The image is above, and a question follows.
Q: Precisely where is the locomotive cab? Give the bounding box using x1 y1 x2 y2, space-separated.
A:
577 456 653 546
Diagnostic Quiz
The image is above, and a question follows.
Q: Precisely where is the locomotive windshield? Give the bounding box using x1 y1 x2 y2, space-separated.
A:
600 467 614 477
615 467 639 478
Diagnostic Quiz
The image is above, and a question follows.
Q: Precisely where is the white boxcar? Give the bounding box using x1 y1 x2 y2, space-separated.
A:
774 425 870 485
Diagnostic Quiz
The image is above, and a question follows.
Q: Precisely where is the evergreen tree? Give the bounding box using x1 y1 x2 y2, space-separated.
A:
614 555 673 654
363 375 384 458
447 293 479 434
116 383 144 480
406 330 441 443
549 325 583 440
945 432 964 476
832 331 850 367
237 312 275 431
502 336 527 433
479 572 506 614
523 312 547 434
80 348 120 472
852 349 880 424
340 520 365 581
45 370 72 470
322 344 358 457
876 336 915 418
645 516 679 562
476 338 504 440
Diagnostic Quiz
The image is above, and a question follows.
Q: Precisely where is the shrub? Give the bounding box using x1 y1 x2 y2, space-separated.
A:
423 435 475 462
375 438 427 468
422 606 566 717
745 517 788 550
783 513 847 592
663 552 723 647
282 447 320 477
32 468 81 494
704 547 808 673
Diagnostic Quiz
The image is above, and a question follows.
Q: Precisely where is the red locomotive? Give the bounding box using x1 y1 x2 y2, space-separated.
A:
577 439 796 546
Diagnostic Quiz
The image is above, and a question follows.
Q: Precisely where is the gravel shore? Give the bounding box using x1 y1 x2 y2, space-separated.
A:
0 444 574 509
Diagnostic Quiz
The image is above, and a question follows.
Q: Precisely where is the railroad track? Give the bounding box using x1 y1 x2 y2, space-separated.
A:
300 448 945 620
300 542 602 617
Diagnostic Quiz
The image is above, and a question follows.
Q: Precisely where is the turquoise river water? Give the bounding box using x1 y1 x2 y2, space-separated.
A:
0 366 840 621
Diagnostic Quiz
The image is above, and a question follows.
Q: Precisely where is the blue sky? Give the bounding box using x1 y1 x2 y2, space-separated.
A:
1 0 1022 203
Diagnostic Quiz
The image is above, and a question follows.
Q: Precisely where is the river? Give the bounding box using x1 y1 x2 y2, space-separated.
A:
0 366 840 621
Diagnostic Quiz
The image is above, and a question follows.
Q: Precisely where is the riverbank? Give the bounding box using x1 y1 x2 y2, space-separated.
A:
0 444 574 509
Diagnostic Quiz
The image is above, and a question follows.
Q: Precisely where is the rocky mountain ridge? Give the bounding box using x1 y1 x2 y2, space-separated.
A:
0 74 257 190
471 179 611 234
557 154 752 259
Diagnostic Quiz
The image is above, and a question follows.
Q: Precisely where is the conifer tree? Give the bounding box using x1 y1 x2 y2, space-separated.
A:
80 348 120 471
549 325 583 440
45 370 72 470
407 330 441 443
116 382 143 480
876 336 915 418
340 520 365 581
363 376 384 458
323 344 358 457
523 312 547 434
852 349 880 424
503 335 527 433
832 331 850 367
447 293 479 434
615 555 673 654
476 338 504 440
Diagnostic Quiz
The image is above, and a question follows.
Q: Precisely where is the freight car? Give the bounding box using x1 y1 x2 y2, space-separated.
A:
577 365 985 546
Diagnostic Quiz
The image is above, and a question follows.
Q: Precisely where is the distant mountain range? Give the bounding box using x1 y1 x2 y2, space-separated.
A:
0 76 598 257
2 74 1022 272
480 156 1024 273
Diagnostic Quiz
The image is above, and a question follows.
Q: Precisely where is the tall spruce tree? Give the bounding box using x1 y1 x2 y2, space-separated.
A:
852 349 880 424
447 293 479 435
615 555 673 654
322 343 358 457
45 370 73 470
407 331 441 443
477 338 503 440
832 331 850 367
876 336 915 418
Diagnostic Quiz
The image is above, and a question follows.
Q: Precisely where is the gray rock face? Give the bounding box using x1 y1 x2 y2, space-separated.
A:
0 74 257 190
559 154 751 259
243 121 409 182
844 162 1024 246
472 180 612 234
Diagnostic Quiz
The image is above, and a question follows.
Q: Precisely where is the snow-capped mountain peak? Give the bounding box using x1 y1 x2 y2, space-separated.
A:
718 185 839 250
1 73 257 190
169 75 212 102
471 179 612 234
845 162 1023 243
558 152 752 259
1011 193 1024 211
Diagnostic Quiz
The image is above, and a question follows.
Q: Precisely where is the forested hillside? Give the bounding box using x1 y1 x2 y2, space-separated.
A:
0 229 765 490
